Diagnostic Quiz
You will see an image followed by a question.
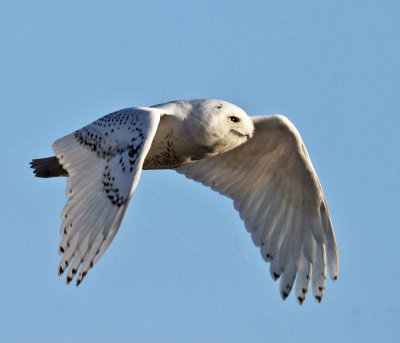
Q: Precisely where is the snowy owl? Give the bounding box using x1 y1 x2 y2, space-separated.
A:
30 99 339 304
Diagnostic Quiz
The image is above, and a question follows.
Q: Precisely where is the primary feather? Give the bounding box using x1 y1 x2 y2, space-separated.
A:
53 107 161 285
177 115 339 303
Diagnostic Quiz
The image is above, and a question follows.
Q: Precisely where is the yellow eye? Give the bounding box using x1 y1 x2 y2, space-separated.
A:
228 116 240 123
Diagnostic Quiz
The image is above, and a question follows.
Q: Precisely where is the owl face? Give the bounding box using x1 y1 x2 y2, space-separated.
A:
185 99 254 154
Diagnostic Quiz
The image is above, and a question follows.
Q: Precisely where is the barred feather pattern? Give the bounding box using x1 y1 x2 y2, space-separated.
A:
53 108 161 285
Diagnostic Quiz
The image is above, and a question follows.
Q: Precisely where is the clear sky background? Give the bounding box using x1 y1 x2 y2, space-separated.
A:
1 1 399 342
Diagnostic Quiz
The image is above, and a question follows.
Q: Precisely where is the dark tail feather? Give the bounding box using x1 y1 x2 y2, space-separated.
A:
30 156 69 178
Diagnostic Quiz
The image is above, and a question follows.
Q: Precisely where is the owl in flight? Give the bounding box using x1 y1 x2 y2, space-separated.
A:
31 99 339 304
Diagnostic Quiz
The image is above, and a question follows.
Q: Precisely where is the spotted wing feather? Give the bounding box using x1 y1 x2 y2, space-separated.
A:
53 108 162 285
177 115 339 303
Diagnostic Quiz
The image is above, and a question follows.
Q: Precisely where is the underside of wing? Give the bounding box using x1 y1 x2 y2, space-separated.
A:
177 115 339 303
53 108 162 285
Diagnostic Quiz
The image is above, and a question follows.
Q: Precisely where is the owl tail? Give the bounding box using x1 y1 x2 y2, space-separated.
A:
30 156 69 178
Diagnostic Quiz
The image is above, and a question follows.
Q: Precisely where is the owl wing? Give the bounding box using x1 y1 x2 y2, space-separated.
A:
53 107 163 285
177 115 339 303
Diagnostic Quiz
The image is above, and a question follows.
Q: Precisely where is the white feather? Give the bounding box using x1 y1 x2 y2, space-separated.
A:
177 114 339 302
53 107 162 284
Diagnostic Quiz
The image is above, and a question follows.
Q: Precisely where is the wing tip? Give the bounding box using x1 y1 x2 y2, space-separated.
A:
281 291 289 300
297 296 305 305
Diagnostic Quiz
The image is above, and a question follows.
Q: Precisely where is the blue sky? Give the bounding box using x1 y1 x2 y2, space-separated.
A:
1 0 399 342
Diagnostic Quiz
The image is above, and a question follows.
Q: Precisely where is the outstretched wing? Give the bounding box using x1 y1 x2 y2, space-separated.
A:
177 115 339 304
53 107 162 285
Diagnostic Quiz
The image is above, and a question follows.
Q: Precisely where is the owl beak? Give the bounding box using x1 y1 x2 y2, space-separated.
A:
231 129 248 138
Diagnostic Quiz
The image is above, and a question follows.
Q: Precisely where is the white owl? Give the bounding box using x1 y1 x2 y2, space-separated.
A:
31 99 339 304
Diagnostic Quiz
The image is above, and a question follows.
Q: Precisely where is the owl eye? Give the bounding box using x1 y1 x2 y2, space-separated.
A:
228 116 240 123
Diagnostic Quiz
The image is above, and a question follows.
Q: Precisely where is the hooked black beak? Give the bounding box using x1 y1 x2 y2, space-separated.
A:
231 129 250 139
